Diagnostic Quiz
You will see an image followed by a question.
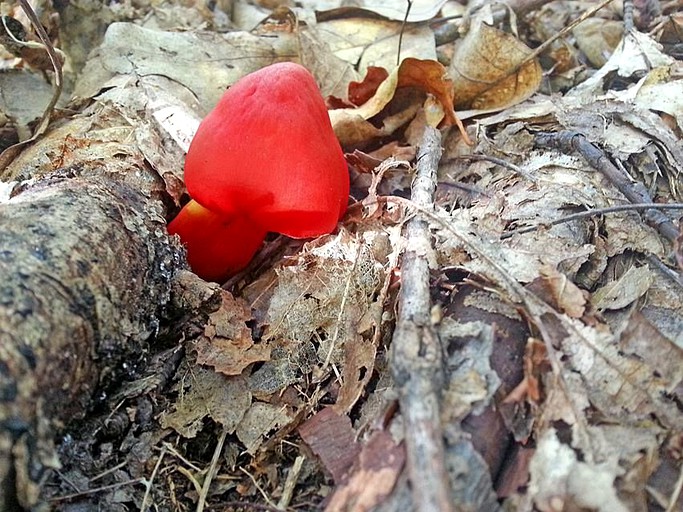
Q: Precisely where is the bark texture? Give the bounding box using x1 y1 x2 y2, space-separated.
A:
0 98 189 509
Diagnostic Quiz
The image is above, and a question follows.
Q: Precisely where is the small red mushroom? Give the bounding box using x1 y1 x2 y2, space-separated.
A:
169 62 349 282
167 200 266 283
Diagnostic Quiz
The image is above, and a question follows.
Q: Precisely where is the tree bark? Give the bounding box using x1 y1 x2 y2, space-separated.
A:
0 89 192 509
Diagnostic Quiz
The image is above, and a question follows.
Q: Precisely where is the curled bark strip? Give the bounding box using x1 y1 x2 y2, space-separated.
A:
0 176 183 509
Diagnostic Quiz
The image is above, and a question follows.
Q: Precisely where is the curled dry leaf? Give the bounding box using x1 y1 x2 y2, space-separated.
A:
449 19 542 110
526 264 586 318
330 58 467 147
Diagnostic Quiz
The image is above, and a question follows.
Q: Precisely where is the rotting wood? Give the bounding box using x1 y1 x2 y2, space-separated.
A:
0 179 177 509
0 91 215 509
390 125 453 512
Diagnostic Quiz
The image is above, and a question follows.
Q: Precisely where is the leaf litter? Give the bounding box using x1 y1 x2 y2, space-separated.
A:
2 0 682 510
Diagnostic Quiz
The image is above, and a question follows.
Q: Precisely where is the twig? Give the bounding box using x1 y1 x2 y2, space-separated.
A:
623 0 635 32
16 0 63 137
240 467 278 509
390 126 453 512
320 239 361 375
197 426 229 512
452 153 536 182
511 0 615 76
535 131 679 242
397 0 413 65
276 455 305 510
141 445 167 512
49 479 146 502
501 203 683 239
0 0 65 171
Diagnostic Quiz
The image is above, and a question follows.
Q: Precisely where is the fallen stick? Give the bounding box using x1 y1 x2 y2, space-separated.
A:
390 125 453 512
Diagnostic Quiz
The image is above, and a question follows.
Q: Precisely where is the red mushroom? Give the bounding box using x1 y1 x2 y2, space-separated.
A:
168 62 349 281
168 200 266 283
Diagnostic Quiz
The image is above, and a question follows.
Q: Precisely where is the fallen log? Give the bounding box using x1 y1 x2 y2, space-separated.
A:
0 89 197 509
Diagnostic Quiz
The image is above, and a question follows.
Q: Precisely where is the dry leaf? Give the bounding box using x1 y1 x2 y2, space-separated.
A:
321 18 436 73
330 58 462 147
325 430 405 512
195 291 271 376
572 18 622 68
526 265 586 318
449 19 542 110
298 407 360 483
236 402 293 454
360 0 447 22
160 368 251 438
591 264 653 311
529 428 631 512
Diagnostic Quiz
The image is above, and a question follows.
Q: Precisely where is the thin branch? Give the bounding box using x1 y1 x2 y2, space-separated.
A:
17 0 63 136
535 131 679 242
197 426 229 512
397 0 413 65
390 126 454 512
501 203 683 239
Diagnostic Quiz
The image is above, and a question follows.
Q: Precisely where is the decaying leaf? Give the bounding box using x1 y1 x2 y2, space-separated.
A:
528 428 631 512
160 367 251 438
526 265 586 318
569 30 675 100
449 19 542 110
298 407 361 483
325 430 405 512
591 264 653 311
572 18 622 68
439 319 501 422
195 291 272 376
236 401 294 454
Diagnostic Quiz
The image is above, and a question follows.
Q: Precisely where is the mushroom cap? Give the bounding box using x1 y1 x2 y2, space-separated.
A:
168 200 266 282
184 62 349 239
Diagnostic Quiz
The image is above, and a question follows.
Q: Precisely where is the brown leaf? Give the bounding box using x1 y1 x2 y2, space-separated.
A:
397 58 457 127
298 408 360 483
590 264 653 311
236 402 294 454
334 329 378 413
449 19 541 110
195 291 271 376
526 265 586 318
160 369 251 438
325 430 405 512
330 58 470 147
523 337 550 404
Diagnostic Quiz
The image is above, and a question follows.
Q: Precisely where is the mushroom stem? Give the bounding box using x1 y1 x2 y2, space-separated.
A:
168 200 266 282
